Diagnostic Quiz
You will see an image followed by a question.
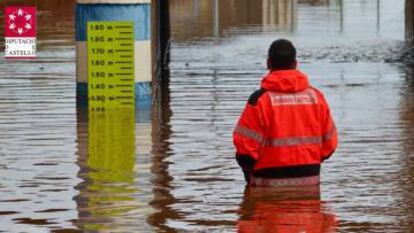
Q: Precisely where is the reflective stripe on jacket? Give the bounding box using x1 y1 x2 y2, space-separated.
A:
233 70 338 179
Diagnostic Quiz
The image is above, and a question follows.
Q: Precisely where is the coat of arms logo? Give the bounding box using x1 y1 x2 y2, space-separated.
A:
4 7 37 59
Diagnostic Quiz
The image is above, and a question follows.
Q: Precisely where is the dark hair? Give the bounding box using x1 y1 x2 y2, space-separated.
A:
268 39 297 70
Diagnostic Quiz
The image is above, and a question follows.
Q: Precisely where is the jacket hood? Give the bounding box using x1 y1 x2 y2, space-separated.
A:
261 70 309 92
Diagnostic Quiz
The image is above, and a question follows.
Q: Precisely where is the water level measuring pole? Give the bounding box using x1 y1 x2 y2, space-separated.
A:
75 0 152 108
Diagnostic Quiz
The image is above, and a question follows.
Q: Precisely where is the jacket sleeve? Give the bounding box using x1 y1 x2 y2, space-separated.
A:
233 89 267 172
320 95 338 162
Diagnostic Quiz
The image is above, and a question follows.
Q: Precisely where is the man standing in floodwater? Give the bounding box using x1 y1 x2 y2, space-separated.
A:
233 39 338 186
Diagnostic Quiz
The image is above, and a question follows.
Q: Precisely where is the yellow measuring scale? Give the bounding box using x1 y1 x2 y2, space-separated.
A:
87 21 135 110
86 21 136 166
86 23 136 217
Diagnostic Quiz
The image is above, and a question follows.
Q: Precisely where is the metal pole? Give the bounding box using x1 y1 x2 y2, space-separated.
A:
340 0 344 33
212 0 220 38
290 0 295 32
377 0 380 32
193 0 200 17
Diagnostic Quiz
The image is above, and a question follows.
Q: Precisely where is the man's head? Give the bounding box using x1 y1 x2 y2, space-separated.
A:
267 39 297 70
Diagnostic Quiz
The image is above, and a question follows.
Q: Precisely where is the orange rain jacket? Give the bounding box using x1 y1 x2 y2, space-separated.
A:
233 70 337 181
237 200 337 233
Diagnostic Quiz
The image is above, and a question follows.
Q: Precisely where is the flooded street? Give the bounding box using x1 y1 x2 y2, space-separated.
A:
1 0 414 232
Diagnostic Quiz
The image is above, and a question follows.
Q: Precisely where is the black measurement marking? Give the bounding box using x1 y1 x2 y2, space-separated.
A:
120 55 132 58
116 96 133 99
115 49 133 52
121 90 134 93
115 61 133 64
120 67 133 70
121 79 134 81
121 102 133 105
116 73 133 75
116 84 133 87
115 26 132 29
119 43 132 46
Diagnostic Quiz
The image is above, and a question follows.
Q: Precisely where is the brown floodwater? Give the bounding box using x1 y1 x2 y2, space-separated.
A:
1 0 414 232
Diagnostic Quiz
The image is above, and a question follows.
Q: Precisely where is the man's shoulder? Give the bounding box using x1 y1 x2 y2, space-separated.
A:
308 86 329 106
309 86 326 97
248 88 267 106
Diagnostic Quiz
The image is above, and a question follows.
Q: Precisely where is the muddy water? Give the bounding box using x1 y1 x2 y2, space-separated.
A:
0 0 413 232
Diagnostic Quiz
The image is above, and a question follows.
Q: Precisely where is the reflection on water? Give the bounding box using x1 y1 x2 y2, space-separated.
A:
399 68 414 229
170 0 297 41
238 186 337 233
75 108 138 232
170 0 402 43
74 107 154 232
147 78 180 233
0 0 414 232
